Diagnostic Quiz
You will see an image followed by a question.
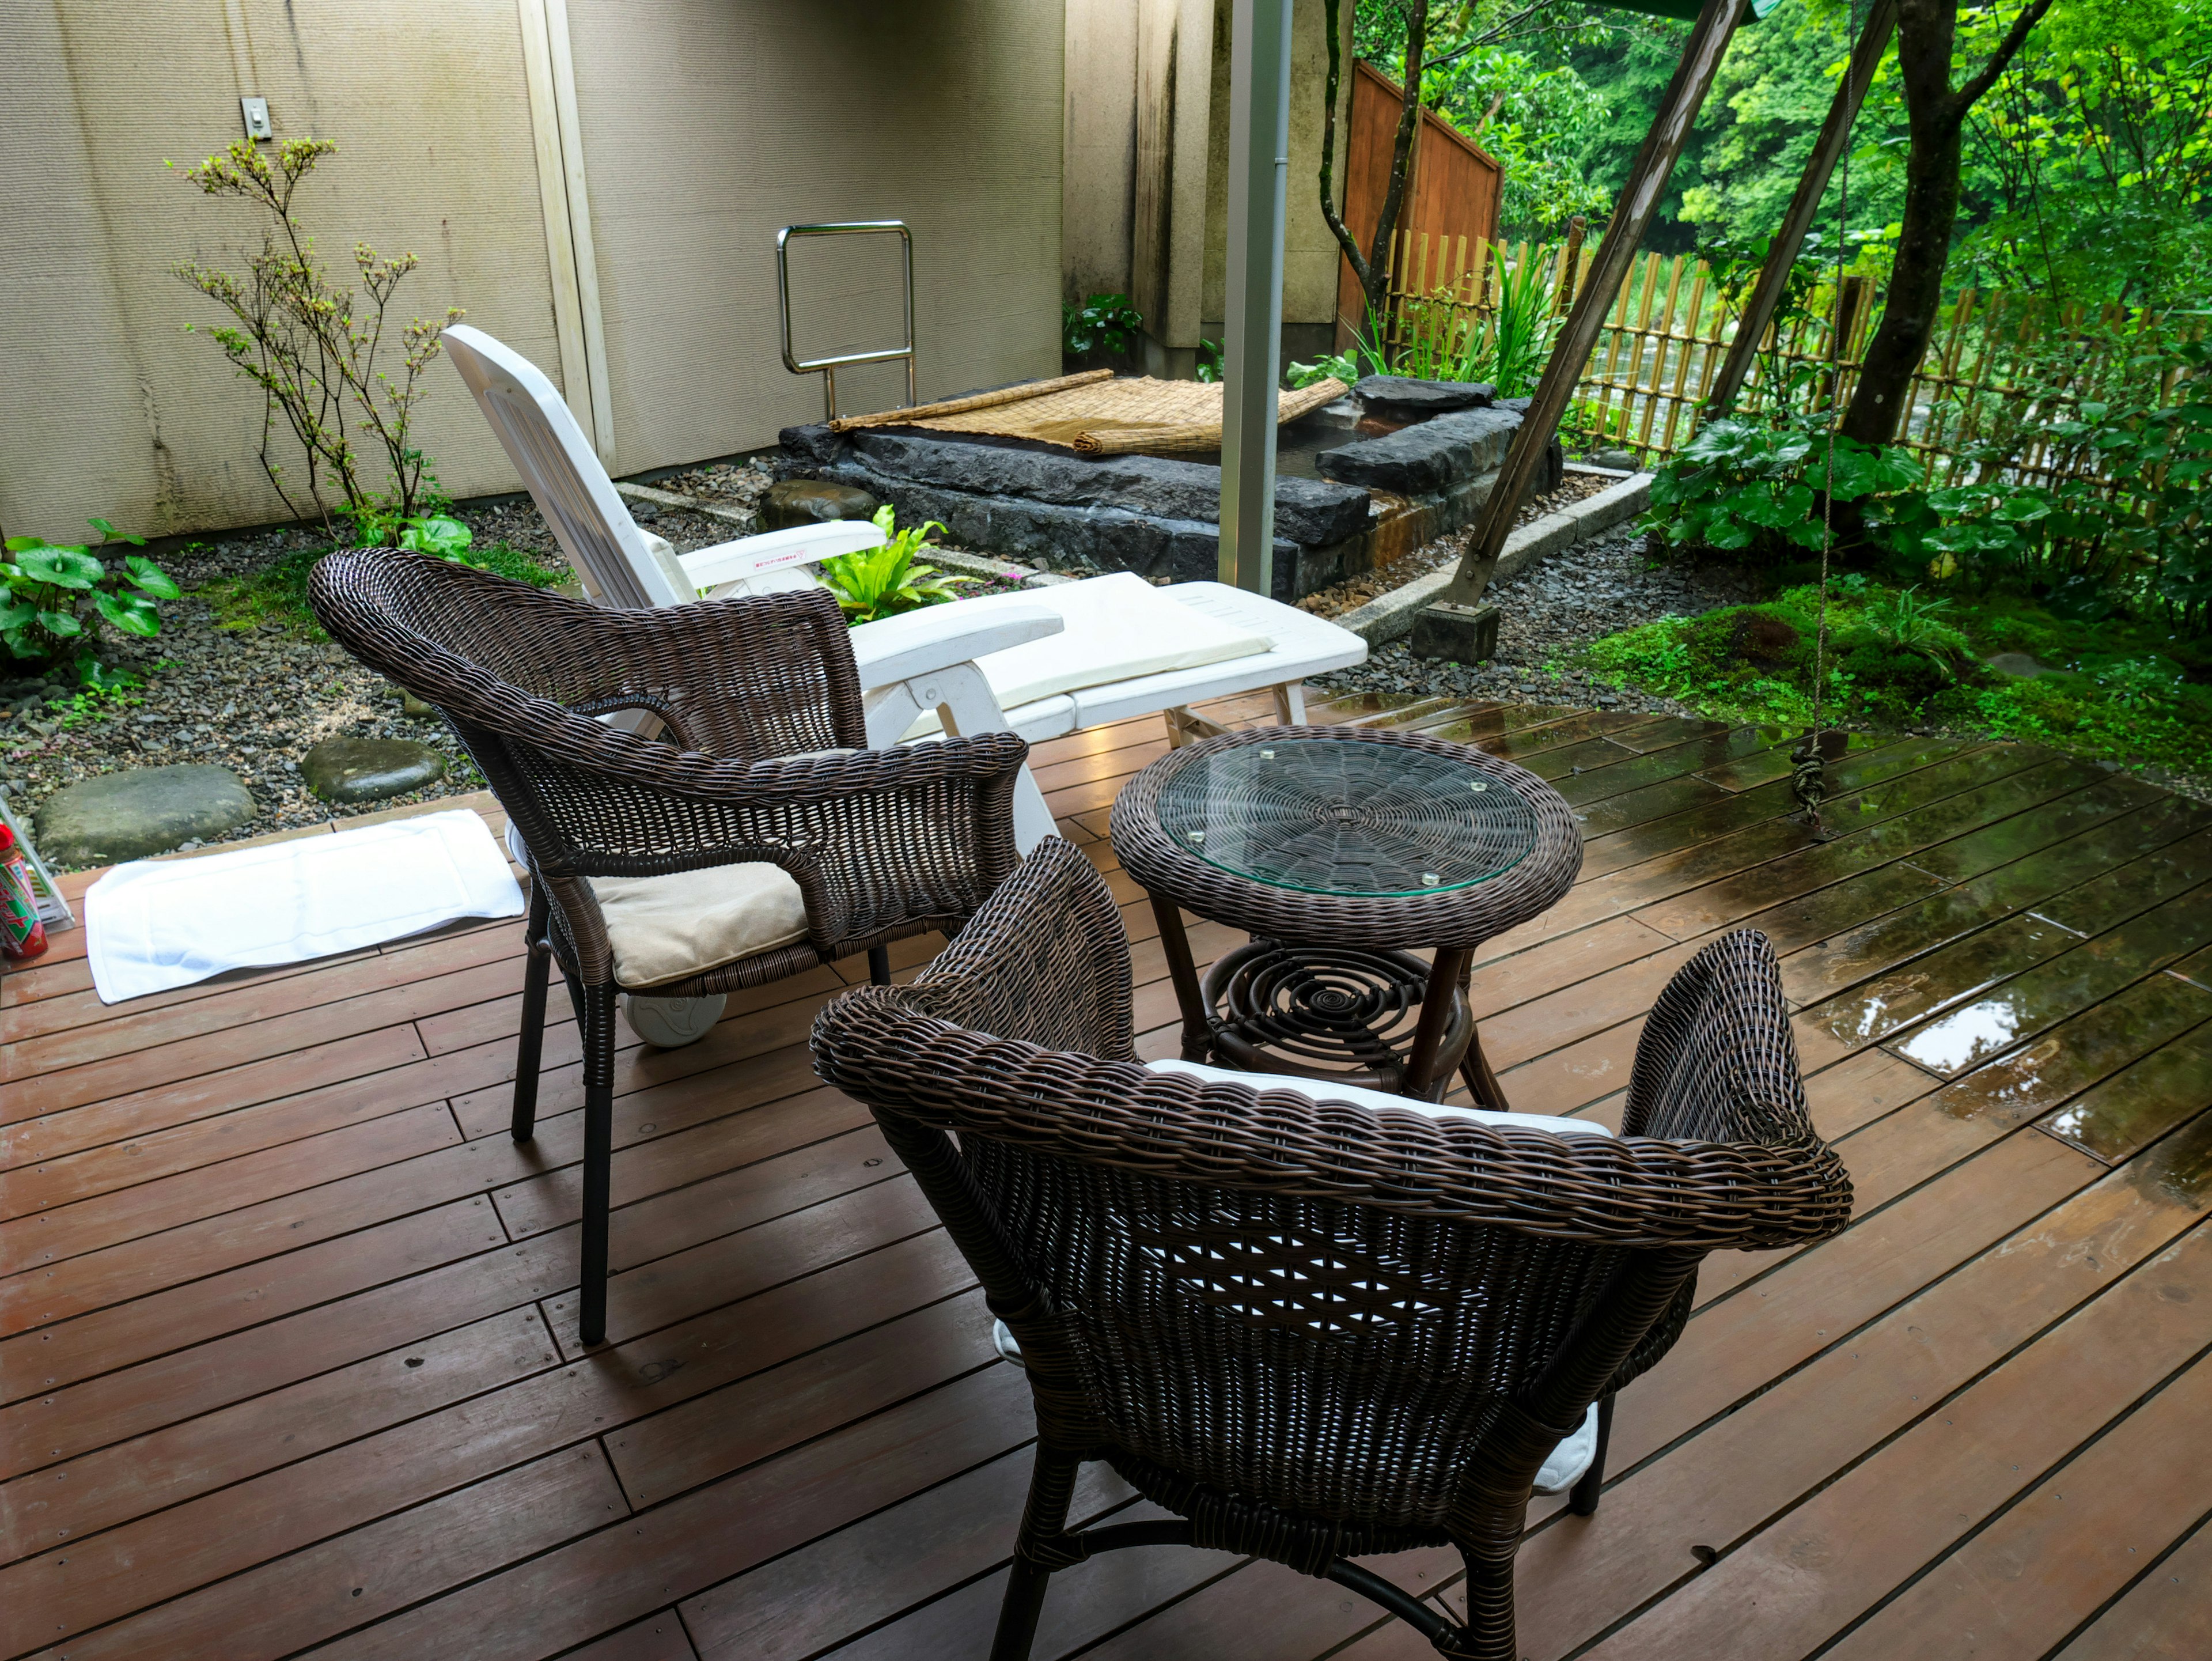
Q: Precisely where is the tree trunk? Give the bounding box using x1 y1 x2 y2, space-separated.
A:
1319 0 1426 347
1840 0 2052 446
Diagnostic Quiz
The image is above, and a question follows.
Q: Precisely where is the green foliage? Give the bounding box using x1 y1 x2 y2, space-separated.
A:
1582 581 2212 774
1194 339 1226 384
173 137 464 536
1384 243 1566 393
1643 413 1926 563
0 519 177 683
1286 353 1362 389
815 507 976 626
202 536 563 639
1062 293 1145 360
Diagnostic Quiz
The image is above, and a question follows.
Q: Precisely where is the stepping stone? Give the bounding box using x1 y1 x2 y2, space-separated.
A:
1984 651 2051 679
303 737 447 804
762 479 878 529
36 765 255 867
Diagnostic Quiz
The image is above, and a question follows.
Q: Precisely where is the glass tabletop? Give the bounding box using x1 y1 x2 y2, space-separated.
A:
1155 737 1539 897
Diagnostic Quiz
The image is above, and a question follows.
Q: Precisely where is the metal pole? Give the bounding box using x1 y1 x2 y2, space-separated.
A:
1707 0 1897 414
1219 0 1293 595
1432 0 1749 620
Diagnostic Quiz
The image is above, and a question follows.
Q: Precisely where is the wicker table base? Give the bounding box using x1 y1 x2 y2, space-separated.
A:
1152 902 1509 1104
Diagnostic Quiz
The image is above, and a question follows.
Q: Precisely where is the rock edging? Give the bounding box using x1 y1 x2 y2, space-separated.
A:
1332 468 1653 645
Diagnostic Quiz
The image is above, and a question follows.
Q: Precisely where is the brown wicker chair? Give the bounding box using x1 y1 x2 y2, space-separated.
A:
310 548 1028 1345
811 838 1852 1661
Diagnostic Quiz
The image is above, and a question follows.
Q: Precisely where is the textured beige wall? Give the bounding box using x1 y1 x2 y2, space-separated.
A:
1 0 1067 539
1100 0 1347 372
0 0 562 542
1199 0 1350 339
1063 0 1138 302
564 0 1066 476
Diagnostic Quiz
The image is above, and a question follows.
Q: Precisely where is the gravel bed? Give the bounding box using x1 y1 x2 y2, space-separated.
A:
1296 471 1618 620
1316 524 1755 713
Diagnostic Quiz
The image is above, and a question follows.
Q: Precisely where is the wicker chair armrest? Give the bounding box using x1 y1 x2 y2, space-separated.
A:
812 990 1854 1253
529 733 1029 953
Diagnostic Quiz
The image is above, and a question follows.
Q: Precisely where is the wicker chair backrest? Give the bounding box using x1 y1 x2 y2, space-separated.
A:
309 547 869 876
813 840 1850 1536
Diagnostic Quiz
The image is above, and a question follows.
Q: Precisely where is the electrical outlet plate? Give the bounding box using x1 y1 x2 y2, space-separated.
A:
240 96 272 141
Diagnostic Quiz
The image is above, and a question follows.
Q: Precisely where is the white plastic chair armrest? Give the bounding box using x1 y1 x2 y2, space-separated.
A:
676 520 887 590
849 603 1065 688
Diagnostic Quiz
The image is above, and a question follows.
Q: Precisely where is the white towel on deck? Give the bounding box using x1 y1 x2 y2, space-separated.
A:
85 809 525 1003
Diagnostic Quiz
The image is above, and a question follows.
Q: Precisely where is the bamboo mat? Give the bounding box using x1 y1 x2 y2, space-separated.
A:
828 370 1349 455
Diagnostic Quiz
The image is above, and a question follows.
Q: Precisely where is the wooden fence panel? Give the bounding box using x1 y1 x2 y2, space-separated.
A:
1369 236 2186 489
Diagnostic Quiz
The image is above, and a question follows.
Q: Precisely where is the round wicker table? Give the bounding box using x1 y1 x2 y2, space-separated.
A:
1110 724 1584 1102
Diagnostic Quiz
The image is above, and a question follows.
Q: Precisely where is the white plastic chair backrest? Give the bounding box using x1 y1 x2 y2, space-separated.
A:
442 324 691 608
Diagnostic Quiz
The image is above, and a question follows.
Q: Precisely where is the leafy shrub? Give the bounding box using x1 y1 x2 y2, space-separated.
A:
1062 293 1144 360
816 507 975 625
1286 354 1360 390
1194 339 1225 384
174 137 463 539
1643 415 1927 565
1 519 179 687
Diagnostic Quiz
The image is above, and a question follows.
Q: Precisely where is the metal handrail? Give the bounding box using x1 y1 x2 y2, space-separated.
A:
775 221 916 421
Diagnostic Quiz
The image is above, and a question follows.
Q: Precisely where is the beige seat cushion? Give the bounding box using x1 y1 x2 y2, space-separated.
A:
589 861 809 989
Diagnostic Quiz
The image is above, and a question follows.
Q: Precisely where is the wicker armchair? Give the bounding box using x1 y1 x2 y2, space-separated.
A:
310 548 1028 1345
811 838 1851 1661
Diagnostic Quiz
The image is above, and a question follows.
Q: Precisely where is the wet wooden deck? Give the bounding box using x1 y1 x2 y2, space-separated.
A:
5 692 2210 1661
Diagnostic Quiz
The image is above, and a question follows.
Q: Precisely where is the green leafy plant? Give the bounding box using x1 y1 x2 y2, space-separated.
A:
173 137 464 539
395 514 476 561
1194 339 1225 384
0 519 179 686
1062 293 1145 360
1645 415 1928 566
816 506 976 625
1286 353 1360 390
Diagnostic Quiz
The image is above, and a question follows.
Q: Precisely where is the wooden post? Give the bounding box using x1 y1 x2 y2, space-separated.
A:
1416 0 1751 644
1707 0 1899 414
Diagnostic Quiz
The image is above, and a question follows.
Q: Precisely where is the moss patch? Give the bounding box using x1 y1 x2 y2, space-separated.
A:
1580 581 2212 780
199 543 566 639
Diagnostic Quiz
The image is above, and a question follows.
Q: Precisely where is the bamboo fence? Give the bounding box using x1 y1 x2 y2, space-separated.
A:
1368 229 2189 487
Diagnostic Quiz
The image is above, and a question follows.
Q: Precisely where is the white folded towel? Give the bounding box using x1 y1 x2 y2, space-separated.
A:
86 808 525 1003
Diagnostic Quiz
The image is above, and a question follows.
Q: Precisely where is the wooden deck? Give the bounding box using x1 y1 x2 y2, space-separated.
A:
5 692 2211 1661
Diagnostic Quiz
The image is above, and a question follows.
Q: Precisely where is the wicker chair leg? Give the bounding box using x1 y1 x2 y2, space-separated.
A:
990 1444 1084 1661
577 981 619 1348
1569 1393 1616 1518
869 945 892 987
511 887 552 1143
1452 1541 1521 1661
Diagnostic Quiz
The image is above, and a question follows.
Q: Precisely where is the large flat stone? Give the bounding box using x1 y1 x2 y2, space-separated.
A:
842 430 1372 547
1316 406 1524 493
1353 375 1495 422
762 479 877 529
802 460 1315 601
36 765 255 867
303 737 448 804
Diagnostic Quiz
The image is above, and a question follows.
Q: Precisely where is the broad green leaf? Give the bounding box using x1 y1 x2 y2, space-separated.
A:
397 515 475 559
123 555 183 599
38 608 83 637
14 547 103 589
96 590 162 637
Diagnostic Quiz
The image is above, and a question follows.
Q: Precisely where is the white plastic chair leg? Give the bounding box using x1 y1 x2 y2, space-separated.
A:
864 664 1059 854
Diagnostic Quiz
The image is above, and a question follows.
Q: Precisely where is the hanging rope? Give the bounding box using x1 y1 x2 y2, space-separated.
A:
1793 0 1861 841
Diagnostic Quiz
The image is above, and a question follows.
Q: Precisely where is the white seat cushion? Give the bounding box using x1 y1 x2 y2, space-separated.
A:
1146 1057 1612 1137
902 574 1273 737
589 861 809 989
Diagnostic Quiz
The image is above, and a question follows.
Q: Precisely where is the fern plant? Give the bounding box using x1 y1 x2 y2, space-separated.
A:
817 507 975 625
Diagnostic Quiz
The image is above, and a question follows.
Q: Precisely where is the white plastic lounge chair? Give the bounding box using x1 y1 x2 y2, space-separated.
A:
442 324 1365 1041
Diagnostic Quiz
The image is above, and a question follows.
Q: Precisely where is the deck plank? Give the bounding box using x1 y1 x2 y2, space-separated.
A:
7 694 2205 1661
